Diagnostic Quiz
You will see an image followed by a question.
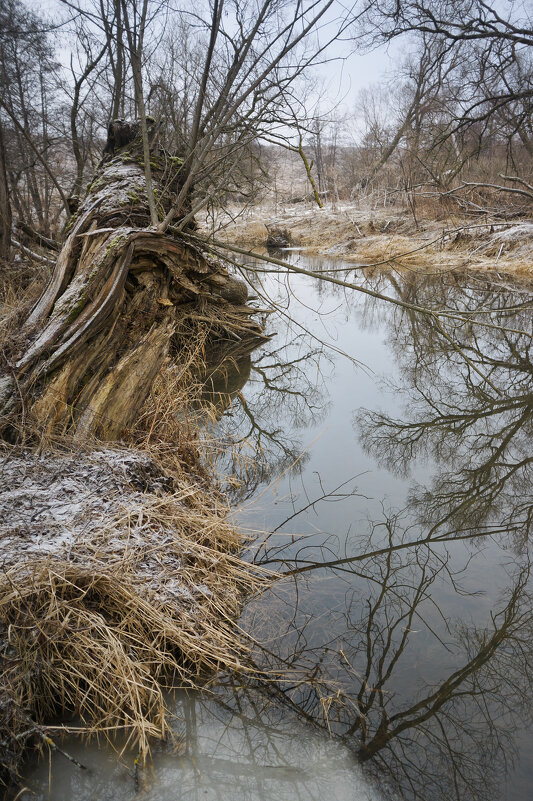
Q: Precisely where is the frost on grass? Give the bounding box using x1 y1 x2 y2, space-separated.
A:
0 445 264 790
0 447 243 604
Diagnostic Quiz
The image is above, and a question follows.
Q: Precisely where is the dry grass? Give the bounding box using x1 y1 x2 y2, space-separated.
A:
0 314 270 794
0 210 272 796
127 323 211 474
208 202 533 279
0 259 50 368
127 316 263 486
0 442 269 791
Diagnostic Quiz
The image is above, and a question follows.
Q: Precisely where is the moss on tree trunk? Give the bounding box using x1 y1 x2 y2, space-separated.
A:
0 127 263 440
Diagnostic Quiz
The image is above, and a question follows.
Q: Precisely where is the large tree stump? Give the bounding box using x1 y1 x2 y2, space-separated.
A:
0 121 262 440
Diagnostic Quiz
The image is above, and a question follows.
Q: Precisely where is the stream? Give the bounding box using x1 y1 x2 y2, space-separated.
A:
21 254 533 801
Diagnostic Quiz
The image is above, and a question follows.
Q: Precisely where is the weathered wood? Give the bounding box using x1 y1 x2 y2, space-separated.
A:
0 123 262 440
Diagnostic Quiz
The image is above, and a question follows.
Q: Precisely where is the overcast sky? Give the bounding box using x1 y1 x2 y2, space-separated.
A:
39 0 408 135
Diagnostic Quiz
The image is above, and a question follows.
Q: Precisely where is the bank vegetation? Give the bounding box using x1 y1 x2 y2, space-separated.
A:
1 0 533 795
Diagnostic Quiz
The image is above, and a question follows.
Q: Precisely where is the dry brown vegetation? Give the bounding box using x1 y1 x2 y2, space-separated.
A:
209 199 533 280
0 257 269 792
0 430 268 793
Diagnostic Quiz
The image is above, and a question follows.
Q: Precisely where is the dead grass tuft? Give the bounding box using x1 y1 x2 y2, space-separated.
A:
0 436 269 792
0 237 270 795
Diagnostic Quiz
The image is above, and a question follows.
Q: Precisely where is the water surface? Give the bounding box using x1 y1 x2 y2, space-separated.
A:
22 684 380 801
22 255 533 801
209 256 533 801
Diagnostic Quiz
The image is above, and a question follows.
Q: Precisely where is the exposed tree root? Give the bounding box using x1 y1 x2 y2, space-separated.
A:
0 132 266 441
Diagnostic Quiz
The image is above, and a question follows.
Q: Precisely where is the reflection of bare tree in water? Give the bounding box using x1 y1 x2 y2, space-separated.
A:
231 271 533 801
351 567 533 799
199 278 332 502
163 682 360 801
243 524 533 801
357 272 533 544
189 267 533 799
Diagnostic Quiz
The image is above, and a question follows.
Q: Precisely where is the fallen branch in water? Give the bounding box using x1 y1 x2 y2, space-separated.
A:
188 234 533 395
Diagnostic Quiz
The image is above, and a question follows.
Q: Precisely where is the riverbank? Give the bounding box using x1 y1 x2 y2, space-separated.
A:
205 201 533 279
0 311 269 796
0 134 274 793
0 435 266 792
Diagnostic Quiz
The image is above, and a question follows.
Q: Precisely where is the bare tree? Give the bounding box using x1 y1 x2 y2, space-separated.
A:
0 0 358 440
0 0 66 235
371 1 533 155
0 118 10 264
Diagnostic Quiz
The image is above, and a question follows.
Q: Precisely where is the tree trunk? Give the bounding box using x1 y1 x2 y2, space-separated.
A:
0 122 263 440
0 119 11 264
